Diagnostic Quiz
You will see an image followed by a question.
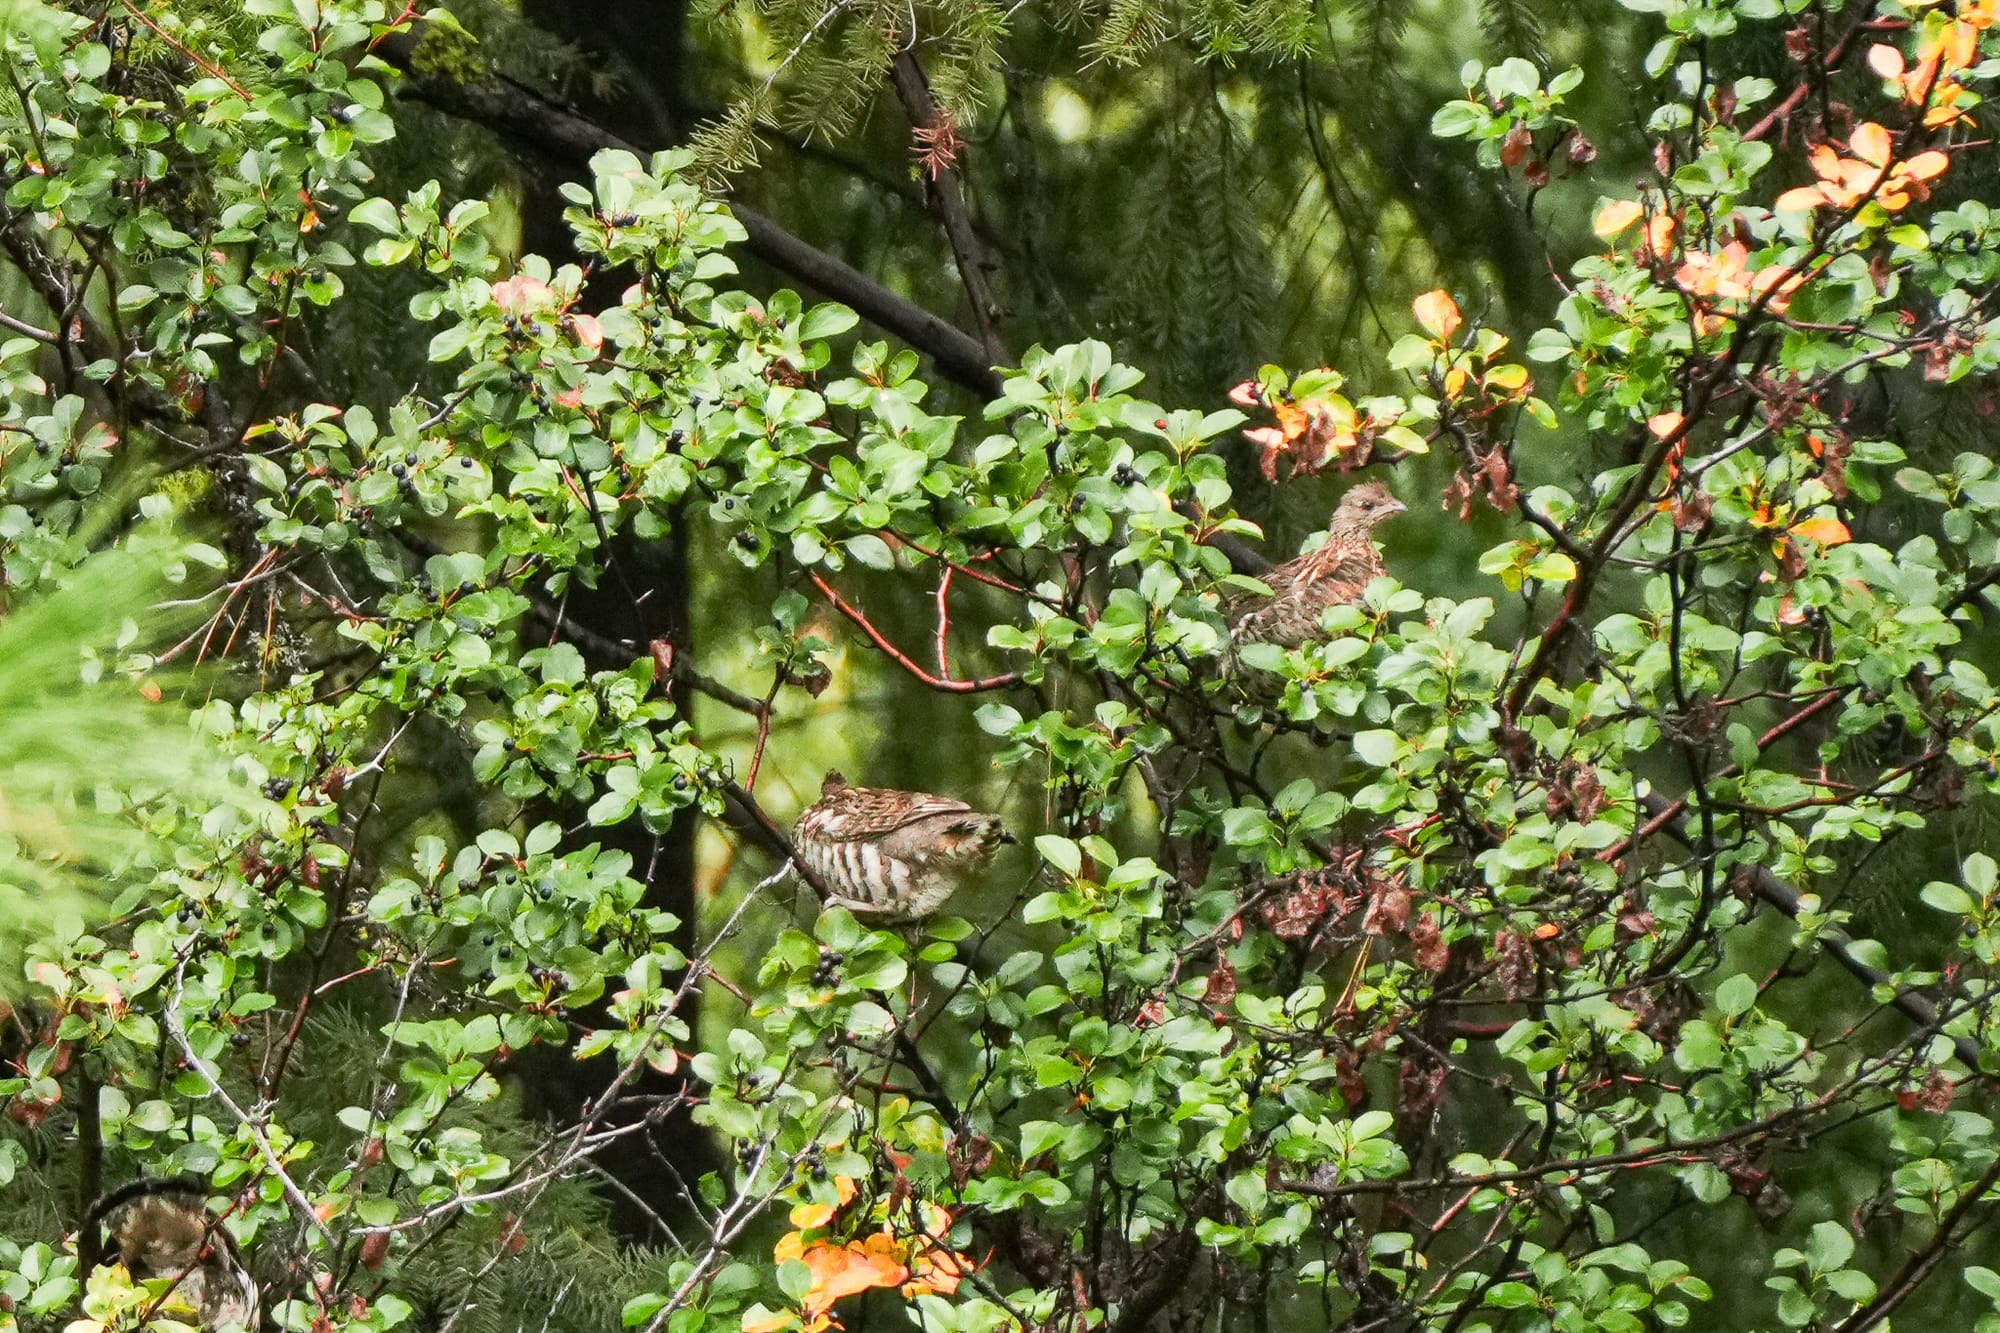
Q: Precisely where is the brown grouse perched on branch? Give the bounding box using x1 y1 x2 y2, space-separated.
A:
1226 480 1406 650
81 1179 261 1332
792 772 1014 920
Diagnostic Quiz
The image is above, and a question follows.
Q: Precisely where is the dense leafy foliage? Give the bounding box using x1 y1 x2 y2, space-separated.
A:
5 1 2000 1332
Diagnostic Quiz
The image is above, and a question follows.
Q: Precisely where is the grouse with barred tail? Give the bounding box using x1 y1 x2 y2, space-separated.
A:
791 772 1013 920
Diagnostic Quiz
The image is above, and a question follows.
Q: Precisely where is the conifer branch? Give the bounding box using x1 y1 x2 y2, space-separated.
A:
371 26 1003 398
888 51 1010 366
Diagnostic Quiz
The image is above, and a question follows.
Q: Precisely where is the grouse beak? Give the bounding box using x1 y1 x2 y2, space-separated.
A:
997 828 1019 846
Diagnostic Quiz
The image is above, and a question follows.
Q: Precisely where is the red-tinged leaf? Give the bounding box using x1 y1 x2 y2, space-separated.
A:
1203 955 1237 1008
492 274 554 314
1920 1067 1955 1112
1362 883 1412 935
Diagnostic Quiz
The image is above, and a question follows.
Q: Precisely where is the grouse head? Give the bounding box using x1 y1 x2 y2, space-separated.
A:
1332 481 1406 531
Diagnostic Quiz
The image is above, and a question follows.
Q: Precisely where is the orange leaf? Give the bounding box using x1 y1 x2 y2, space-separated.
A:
1413 289 1462 341
1272 400 1311 438
1775 185 1828 213
1906 149 1950 181
1647 411 1684 439
798 1236 908 1315
1867 43 1906 80
1850 122 1892 167
1940 19 1980 72
791 1201 837 1228
1925 95 1973 127
1789 516 1851 547
1593 199 1644 239
1532 922 1559 940
903 1244 975 1298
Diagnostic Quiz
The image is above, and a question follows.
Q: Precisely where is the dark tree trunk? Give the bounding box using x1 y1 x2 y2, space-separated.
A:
508 0 712 1241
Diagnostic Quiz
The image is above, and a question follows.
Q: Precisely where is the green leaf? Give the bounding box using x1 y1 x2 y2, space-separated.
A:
1035 835 1083 878
1353 731 1400 767
1804 1222 1854 1273
845 534 894 570
800 302 859 341
1715 974 1758 1017
1431 100 1489 138
1922 881 1975 915
349 197 402 233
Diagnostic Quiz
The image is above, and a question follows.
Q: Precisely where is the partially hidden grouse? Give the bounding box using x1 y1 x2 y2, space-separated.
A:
791 772 1013 920
1226 480 1406 650
82 1180 261 1333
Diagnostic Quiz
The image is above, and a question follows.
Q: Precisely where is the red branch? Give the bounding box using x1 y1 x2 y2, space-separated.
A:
897 535 1033 596
935 567 954 676
1744 13 1895 143
1600 686 1849 862
810 573 1020 693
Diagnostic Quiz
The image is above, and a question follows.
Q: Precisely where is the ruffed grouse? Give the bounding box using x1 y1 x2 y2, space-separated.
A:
1226 480 1406 650
82 1180 261 1332
792 772 1013 920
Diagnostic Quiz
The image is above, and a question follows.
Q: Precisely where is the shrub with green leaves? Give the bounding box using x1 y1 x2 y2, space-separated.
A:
4 1 2000 1332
